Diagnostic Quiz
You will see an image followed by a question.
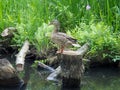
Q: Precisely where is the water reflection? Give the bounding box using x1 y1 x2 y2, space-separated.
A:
0 56 120 90
0 80 25 90
82 67 120 90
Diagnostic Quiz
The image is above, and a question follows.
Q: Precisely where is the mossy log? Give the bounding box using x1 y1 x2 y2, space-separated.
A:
0 58 21 86
57 43 89 88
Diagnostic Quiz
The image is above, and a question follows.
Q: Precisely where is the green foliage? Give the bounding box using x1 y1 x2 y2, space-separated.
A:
31 60 39 68
32 60 47 68
113 56 120 62
0 0 120 62
69 21 120 61
34 23 54 52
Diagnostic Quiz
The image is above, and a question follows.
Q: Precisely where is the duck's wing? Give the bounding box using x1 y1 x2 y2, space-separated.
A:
57 32 77 43
51 33 67 45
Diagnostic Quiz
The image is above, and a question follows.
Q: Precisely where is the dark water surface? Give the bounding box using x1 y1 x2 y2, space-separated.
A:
0 55 120 90
82 67 120 90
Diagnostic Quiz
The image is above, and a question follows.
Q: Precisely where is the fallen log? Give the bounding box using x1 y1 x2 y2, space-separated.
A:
37 61 55 72
1 27 17 38
16 40 30 71
0 58 21 86
47 66 61 82
57 43 89 89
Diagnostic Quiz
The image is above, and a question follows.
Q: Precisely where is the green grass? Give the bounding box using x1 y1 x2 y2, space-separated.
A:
1 0 120 32
0 0 120 61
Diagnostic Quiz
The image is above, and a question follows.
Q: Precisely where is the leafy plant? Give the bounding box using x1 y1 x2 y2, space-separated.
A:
69 21 120 61
113 56 120 62
34 23 54 53
0 0 120 62
32 59 47 68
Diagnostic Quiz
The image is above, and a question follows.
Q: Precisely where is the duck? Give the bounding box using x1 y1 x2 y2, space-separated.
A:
49 20 80 53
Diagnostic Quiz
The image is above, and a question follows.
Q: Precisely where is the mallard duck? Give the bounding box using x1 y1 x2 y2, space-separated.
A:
49 20 80 53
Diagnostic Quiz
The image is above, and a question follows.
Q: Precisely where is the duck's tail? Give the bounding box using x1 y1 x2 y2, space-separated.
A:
72 43 81 47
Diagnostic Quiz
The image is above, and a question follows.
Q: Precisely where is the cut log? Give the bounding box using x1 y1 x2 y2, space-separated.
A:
58 43 89 88
0 58 21 86
16 40 30 71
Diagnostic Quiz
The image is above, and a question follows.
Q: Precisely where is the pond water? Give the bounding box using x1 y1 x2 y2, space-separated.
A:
0 55 120 90
82 67 120 90
24 66 120 90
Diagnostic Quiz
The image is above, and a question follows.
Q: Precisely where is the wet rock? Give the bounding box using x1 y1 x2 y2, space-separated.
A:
0 58 21 86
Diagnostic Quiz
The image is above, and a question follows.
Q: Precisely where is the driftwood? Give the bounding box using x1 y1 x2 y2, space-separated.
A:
57 43 89 88
16 40 30 71
38 61 55 72
1 27 17 38
47 66 61 82
0 27 17 54
0 58 21 86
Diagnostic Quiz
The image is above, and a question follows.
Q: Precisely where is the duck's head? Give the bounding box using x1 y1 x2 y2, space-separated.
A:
49 20 60 31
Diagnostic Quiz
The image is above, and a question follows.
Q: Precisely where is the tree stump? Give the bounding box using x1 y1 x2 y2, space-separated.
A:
57 43 89 89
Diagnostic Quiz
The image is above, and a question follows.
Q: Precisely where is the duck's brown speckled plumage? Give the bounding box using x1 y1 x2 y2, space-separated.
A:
50 20 80 53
